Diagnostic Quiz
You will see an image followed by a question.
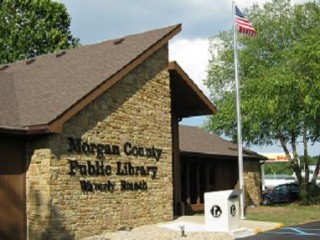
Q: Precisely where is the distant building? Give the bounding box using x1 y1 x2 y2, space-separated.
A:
263 152 292 162
261 153 291 189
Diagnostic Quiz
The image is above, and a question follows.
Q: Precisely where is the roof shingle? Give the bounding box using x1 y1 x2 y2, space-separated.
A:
0 24 181 131
179 125 266 160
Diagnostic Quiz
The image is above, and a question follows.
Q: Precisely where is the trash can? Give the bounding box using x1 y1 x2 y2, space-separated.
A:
204 189 242 232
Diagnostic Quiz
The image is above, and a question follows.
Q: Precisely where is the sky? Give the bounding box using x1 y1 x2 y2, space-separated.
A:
55 0 318 156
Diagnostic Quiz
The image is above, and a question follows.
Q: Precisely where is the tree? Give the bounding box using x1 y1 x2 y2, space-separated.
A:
205 0 320 191
264 162 294 175
0 0 79 64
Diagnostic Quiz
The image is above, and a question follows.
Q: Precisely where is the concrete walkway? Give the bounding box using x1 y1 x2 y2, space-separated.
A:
239 219 284 233
159 215 283 238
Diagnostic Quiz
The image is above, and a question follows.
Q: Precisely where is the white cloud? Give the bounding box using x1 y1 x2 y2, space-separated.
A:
166 0 312 101
57 0 314 101
169 38 210 97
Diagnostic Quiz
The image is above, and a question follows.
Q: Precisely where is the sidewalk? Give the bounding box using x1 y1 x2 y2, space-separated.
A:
158 215 283 238
240 219 284 233
83 216 284 240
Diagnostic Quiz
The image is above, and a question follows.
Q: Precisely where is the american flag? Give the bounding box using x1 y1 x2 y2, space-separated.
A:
235 6 257 37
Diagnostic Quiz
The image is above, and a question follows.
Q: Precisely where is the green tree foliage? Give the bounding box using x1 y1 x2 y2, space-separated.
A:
205 0 320 190
264 163 293 175
0 0 79 64
300 155 319 166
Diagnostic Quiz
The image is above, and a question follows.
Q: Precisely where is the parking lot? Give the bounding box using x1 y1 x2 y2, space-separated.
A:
239 221 320 240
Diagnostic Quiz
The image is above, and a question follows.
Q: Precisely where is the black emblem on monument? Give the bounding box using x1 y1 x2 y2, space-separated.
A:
210 205 222 218
230 204 236 216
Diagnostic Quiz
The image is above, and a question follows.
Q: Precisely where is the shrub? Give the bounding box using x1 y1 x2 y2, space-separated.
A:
299 183 320 205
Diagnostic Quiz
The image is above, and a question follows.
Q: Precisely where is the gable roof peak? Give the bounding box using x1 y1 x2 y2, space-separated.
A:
0 24 181 134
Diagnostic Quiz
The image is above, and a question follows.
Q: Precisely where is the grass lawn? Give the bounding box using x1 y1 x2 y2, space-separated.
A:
246 203 320 226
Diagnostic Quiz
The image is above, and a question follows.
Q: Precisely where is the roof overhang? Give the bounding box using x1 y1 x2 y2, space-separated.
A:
168 61 217 118
0 124 51 136
180 150 267 161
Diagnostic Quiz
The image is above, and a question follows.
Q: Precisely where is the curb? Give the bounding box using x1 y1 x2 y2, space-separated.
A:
254 222 284 234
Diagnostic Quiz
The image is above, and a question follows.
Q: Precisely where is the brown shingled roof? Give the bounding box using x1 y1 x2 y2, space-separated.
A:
179 125 266 160
0 24 181 133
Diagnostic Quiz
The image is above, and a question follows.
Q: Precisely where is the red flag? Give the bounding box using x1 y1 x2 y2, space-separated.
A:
235 6 257 37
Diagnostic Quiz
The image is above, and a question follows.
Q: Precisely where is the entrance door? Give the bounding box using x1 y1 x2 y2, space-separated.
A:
0 137 26 240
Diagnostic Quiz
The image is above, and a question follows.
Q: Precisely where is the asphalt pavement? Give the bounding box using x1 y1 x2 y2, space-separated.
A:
238 221 320 240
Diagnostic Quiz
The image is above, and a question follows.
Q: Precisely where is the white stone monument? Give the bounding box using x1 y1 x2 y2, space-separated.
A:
204 189 242 232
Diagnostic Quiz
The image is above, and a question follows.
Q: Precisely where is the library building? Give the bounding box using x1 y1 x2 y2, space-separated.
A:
0 24 264 239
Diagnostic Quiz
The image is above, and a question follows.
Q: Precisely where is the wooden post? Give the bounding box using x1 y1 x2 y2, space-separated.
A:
171 116 181 215
185 162 191 205
196 163 201 204
205 163 210 192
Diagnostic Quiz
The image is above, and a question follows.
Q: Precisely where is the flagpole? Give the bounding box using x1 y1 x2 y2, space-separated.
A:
232 1 245 220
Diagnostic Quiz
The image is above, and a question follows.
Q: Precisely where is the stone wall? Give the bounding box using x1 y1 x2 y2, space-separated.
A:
244 160 262 206
27 45 173 239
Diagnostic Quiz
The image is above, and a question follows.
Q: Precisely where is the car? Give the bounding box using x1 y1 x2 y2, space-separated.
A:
262 183 299 205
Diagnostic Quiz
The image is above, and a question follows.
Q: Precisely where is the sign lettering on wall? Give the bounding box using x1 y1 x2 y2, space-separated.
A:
67 137 162 193
67 137 162 160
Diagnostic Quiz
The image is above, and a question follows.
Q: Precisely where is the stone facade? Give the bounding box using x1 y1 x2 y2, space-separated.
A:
244 160 262 206
26 45 173 239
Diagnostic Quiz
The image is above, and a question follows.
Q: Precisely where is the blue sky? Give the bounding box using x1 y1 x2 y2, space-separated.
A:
55 0 318 156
